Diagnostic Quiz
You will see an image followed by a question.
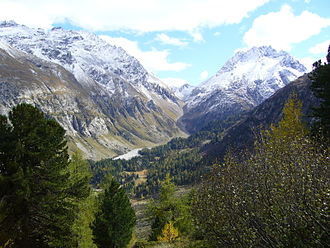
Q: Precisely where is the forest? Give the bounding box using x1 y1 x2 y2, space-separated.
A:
0 49 329 247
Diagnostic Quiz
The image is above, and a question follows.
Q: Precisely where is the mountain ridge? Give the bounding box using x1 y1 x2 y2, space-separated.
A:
0 21 185 160
180 46 307 132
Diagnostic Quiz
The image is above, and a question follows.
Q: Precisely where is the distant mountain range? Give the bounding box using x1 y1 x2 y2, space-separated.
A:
0 21 310 159
180 46 307 132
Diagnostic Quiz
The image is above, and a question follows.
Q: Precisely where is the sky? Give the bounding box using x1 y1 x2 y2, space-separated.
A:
0 0 329 87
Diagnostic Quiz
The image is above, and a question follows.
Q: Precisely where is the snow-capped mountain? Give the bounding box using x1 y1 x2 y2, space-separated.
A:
172 83 196 101
181 46 307 132
0 21 175 101
0 21 184 159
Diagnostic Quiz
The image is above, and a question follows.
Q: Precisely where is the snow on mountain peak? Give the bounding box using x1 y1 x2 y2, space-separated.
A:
181 46 308 132
0 20 19 28
0 21 174 102
216 46 305 76
186 45 307 116
197 46 306 94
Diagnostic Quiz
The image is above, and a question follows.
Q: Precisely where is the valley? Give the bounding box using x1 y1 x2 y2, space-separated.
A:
0 20 329 248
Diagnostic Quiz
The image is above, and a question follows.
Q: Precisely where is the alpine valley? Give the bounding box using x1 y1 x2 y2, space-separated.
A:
0 21 308 160
0 21 184 160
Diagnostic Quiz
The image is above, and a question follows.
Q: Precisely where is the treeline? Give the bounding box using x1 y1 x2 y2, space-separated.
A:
88 101 240 200
89 146 208 198
88 124 218 199
1 46 328 248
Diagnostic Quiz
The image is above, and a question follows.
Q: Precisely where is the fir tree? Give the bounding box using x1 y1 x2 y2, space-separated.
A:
91 177 136 248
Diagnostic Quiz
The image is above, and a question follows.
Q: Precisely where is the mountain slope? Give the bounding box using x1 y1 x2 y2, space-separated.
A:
172 83 196 101
203 73 318 160
0 21 185 159
181 46 307 132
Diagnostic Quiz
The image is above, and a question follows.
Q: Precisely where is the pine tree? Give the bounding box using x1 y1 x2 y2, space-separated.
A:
310 44 330 140
91 177 136 248
0 104 88 247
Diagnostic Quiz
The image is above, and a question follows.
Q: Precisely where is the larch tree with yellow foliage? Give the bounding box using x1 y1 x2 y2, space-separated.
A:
157 221 179 242
193 96 330 247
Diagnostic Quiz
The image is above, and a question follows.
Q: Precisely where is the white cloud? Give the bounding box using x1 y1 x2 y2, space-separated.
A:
243 5 330 51
299 57 317 72
213 31 221 37
199 70 209 80
309 40 330 54
0 0 269 34
190 31 204 42
161 77 189 88
99 35 190 72
155 33 188 46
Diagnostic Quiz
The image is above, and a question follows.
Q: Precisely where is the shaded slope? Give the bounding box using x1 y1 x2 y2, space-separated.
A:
203 73 318 160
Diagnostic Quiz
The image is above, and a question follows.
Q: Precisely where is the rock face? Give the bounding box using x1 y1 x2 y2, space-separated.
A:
181 46 307 132
0 21 184 160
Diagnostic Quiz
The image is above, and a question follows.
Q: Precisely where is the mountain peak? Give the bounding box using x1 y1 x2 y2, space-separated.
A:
182 46 307 132
219 46 305 75
0 22 184 159
0 20 19 28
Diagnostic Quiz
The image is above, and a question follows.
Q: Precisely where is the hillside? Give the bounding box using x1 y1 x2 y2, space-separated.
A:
203 73 318 160
0 21 185 159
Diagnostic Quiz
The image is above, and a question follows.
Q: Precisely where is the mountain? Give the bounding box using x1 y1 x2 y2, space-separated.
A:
0 21 185 160
203 73 318 160
180 46 307 133
172 83 195 101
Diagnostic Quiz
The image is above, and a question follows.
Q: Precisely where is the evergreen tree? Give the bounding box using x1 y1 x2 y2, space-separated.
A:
70 152 97 248
91 177 136 248
148 175 193 241
0 103 88 247
310 44 330 140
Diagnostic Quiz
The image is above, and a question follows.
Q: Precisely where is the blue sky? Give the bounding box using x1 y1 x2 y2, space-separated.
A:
0 0 329 86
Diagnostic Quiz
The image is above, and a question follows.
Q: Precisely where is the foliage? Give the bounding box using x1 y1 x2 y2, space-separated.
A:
90 147 207 198
70 152 97 248
192 97 330 247
0 103 89 247
148 176 194 242
157 221 179 242
309 44 330 141
91 177 136 248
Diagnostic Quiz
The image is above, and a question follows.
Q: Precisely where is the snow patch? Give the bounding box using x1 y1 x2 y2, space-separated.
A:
113 148 143 160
